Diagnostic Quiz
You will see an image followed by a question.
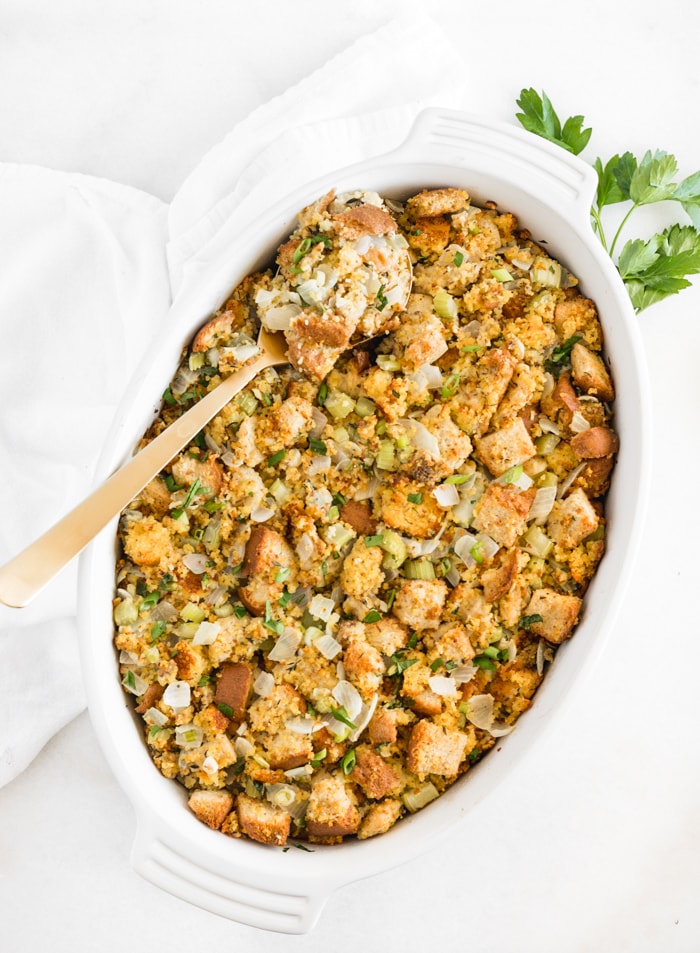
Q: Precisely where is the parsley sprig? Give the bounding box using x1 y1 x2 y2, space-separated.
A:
515 87 700 312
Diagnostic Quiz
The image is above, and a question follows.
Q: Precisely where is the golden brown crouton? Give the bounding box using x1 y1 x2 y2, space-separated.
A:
357 799 403 840
332 204 397 240
368 707 399 745
547 487 599 548
342 630 385 698
471 482 535 548
340 537 385 598
188 789 234 830
524 588 582 644
376 477 444 539
406 720 469 779
261 394 315 453
405 188 470 218
239 525 296 615
480 549 520 603
286 309 354 382
392 579 448 630
406 216 451 259
214 662 253 721
263 729 314 770
350 747 402 800
305 776 361 838
171 453 223 498
421 404 473 475
554 296 603 350
474 416 537 477
570 342 615 401
364 617 409 656
134 477 172 519
430 621 475 665
339 500 377 536
174 640 207 685
570 426 619 460
236 793 291 846
122 515 176 569
400 313 449 369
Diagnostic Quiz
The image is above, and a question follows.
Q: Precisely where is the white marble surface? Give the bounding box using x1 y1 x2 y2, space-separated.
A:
2 1 700 950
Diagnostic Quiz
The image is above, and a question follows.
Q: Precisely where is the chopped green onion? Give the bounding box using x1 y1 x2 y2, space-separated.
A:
453 250 464 267
150 621 167 642
171 477 204 520
441 373 461 399
292 234 331 266
407 492 423 504
363 610 382 624
237 392 259 417
269 478 291 505
267 449 286 467
445 473 470 485
308 438 327 455
491 268 514 282
263 600 284 635
340 748 357 774
470 540 484 564
330 705 357 730
274 567 291 584
310 748 327 768
500 464 523 484
217 702 234 718
474 655 497 671
520 613 543 629
140 590 160 610
364 535 385 548
376 285 388 311
430 657 444 672
317 381 328 406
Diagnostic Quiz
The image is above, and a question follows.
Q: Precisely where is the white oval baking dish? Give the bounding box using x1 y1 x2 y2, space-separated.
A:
78 108 650 934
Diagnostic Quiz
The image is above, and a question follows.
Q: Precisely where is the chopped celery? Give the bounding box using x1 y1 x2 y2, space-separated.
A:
376 439 396 471
324 391 356 419
180 602 206 623
523 525 554 558
379 530 408 569
403 559 436 580
355 396 376 417
535 433 561 455
376 354 401 372
433 290 458 320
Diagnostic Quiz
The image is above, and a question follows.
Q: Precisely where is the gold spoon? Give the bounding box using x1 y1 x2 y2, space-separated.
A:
0 327 290 608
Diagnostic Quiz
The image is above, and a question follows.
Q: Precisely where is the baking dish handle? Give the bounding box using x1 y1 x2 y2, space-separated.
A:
131 821 329 934
394 107 598 223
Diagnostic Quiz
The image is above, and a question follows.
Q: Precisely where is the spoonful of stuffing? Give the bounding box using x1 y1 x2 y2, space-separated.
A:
0 189 412 608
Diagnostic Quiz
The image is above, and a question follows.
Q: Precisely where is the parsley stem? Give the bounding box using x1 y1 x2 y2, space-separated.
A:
590 206 608 252
609 202 639 259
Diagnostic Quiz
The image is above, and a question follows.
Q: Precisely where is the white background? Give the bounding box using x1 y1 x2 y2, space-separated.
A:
1 1 700 951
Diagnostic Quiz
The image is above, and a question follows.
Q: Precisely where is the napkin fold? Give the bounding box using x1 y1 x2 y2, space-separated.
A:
0 12 467 788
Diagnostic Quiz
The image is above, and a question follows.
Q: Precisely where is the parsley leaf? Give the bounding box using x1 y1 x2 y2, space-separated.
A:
618 224 700 312
515 88 591 156
516 88 700 313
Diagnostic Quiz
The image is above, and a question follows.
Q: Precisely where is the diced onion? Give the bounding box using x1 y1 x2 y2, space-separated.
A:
403 781 440 813
428 675 459 697
296 532 316 569
254 288 275 307
450 663 476 684
174 724 204 748
284 765 313 780
253 671 275 697
262 304 301 331
266 783 298 809
314 634 343 660
192 620 221 646
464 693 495 730
332 680 363 723
163 680 191 711
529 485 557 524
557 461 587 499
539 415 562 435
285 717 321 735
122 671 149 696
143 707 168 727
234 736 255 758
398 418 441 459
250 504 276 523
453 532 479 567
570 411 591 433
349 694 378 742
419 363 444 389
309 593 336 621
268 627 302 662
231 344 260 363
182 553 208 574
432 483 460 508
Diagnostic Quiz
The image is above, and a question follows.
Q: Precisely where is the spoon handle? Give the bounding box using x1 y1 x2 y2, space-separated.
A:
0 348 284 608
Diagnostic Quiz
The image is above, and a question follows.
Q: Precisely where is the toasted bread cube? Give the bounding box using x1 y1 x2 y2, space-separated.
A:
188 789 234 830
406 720 468 779
305 777 361 838
474 417 537 477
237 793 291 846
547 487 599 548
524 588 582 644
392 579 448 630
570 342 615 401
350 747 402 800
471 483 535 548
357 799 403 840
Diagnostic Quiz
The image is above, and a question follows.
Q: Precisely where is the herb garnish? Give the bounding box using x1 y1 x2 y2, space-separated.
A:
516 87 700 312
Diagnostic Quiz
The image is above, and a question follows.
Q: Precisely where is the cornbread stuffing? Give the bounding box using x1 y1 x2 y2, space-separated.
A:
114 186 616 847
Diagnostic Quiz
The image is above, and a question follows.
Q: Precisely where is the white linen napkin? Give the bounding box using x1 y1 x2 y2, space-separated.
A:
0 12 467 787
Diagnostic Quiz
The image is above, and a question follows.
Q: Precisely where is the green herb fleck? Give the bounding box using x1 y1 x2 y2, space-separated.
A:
309 438 327 455
363 610 382 624
217 703 234 718
268 449 286 467
520 613 544 629
340 749 357 775
407 492 423 504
